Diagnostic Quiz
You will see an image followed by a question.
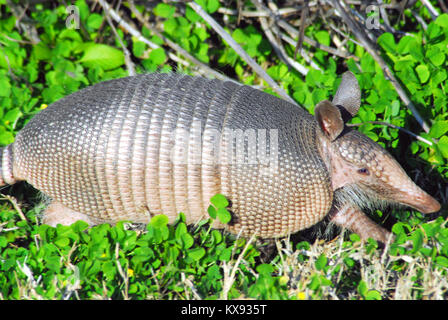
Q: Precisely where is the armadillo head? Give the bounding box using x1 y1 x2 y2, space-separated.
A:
316 72 441 214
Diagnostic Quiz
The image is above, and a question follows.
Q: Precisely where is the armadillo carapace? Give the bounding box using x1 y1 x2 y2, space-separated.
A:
0 72 441 243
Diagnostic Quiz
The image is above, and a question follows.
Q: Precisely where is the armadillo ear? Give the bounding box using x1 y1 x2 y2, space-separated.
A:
332 71 361 119
315 100 344 141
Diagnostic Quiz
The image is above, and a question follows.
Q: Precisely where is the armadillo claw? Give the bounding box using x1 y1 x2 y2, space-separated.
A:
329 205 394 245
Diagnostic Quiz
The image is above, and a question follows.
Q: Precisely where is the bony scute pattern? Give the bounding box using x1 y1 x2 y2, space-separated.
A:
0 72 441 243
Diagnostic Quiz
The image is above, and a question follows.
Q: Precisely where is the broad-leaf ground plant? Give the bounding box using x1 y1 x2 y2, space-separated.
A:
0 0 447 300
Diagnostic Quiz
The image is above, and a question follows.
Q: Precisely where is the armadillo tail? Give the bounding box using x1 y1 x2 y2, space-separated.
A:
0 144 16 186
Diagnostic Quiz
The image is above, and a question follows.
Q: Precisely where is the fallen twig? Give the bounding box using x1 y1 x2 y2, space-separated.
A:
114 243 129 300
218 3 317 18
347 121 433 146
327 22 363 48
98 0 235 82
98 0 136 76
95 0 158 49
0 194 28 223
259 0 321 70
182 273 202 300
438 0 448 13
411 9 429 30
420 0 440 19
376 0 398 34
278 32 325 68
189 1 297 105
259 4 356 60
6 0 40 44
253 1 309 75
294 1 309 59
288 26 357 59
221 233 256 300
331 0 431 133
396 0 410 26
128 1 235 83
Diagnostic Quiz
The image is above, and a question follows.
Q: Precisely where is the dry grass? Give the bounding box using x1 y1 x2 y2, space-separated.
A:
269 234 448 300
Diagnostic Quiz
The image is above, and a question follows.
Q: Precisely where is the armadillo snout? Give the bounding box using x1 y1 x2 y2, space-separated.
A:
395 184 441 214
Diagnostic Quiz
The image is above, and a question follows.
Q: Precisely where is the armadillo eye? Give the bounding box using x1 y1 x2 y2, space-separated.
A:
357 168 370 175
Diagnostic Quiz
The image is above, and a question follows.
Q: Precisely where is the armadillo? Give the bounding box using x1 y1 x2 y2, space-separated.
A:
0 72 441 243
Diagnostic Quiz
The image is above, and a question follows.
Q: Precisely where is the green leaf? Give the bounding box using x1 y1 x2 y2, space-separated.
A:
150 214 169 228
415 64 430 83
394 55 416 71
349 233 361 242
411 229 423 253
71 220 89 233
31 42 51 61
132 40 146 58
0 77 11 97
175 222 187 238
409 44 425 62
256 264 274 275
308 274 321 291
185 6 201 22
438 136 448 158
430 121 448 138
188 247 205 261
219 247 232 261
86 13 103 30
75 0 90 22
361 55 375 73
195 0 220 13
391 100 400 116
42 85 65 104
163 18 178 35
365 290 382 300
311 88 328 105
210 194 229 208
193 26 209 41
357 280 368 297
79 43 124 70
435 256 448 268
181 233 194 249
207 205 217 219
153 3 175 18
432 69 447 86
208 0 220 13
377 33 396 53
435 13 448 27
426 46 445 66
232 28 246 43
315 30 330 46
426 23 442 40
396 36 417 54
55 237 70 248
58 29 83 42
315 254 327 271
217 207 231 224
0 236 7 248
344 257 355 267
3 108 22 128
392 222 410 236
211 229 222 244
148 48 166 65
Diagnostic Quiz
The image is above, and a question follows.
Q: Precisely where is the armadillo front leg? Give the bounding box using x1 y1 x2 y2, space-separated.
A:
43 202 106 227
329 204 394 244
